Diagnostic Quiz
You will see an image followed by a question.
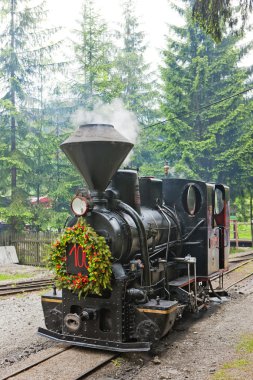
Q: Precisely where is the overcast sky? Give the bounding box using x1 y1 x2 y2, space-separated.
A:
45 0 252 68
46 0 181 67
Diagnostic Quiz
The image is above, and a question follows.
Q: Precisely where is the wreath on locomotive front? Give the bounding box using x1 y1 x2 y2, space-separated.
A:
48 219 112 298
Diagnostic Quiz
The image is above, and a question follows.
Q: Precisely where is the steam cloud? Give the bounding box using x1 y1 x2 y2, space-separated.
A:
71 99 139 144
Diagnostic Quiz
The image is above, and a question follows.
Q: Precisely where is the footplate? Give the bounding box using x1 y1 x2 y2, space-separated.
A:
38 327 151 352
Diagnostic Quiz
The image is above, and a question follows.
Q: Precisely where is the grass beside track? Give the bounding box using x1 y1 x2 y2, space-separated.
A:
0 273 32 282
230 224 252 240
230 247 253 254
212 334 253 380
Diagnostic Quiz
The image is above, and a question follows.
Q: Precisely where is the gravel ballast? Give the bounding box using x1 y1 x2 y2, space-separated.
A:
0 264 57 371
1 264 253 379
0 292 57 369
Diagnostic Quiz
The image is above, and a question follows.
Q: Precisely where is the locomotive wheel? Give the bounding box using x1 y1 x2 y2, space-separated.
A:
136 320 160 343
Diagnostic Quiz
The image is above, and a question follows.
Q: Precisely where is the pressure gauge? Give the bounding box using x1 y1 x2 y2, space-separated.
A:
71 196 89 216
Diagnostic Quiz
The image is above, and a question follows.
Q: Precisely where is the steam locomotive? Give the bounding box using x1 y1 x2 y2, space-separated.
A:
38 124 230 352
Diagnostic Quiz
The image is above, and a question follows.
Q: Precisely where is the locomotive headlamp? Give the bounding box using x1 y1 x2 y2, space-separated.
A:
71 196 89 216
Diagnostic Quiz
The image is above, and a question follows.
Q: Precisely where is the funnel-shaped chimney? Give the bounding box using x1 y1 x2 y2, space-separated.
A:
60 124 134 192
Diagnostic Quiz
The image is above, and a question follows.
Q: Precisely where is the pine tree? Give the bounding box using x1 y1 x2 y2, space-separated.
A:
114 0 161 174
71 0 117 109
0 0 61 229
159 2 253 190
115 0 158 125
192 0 253 42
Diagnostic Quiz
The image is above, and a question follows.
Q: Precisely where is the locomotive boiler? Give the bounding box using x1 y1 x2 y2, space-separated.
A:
38 123 230 352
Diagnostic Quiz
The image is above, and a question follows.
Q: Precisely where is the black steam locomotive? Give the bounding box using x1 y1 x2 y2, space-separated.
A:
38 124 230 352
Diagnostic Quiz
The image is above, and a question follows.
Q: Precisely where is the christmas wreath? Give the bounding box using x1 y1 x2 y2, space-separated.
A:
48 219 112 297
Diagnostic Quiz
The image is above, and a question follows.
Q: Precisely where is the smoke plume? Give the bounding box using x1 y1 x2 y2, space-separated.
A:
71 99 139 144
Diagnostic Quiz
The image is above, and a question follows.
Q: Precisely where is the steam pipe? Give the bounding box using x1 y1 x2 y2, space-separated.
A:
117 201 151 287
162 204 182 255
157 205 171 262
149 218 205 251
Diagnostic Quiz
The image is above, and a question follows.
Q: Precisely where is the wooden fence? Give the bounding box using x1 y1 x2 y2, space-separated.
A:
0 231 59 266
230 220 253 248
0 220 252 266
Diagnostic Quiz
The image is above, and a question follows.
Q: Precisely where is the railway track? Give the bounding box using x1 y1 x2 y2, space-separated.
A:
0 256 252 380
0 278 53 297
212 257 253 291
0 346 118 380
229 250 253 263
0 254 252 298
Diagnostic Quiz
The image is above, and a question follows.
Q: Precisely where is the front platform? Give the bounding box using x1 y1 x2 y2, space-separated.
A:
38 327 151 352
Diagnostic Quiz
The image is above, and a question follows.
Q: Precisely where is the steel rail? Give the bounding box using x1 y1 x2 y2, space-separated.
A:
210 259 253 291
0 347 71 380
211 258 253 282
224 258 253 275
0 287 52 296
0 279 53 296
74 353 119 380
0 281 52 290
0 347 118 380
0 277 53 288
229 254 253 262
225 272 253 290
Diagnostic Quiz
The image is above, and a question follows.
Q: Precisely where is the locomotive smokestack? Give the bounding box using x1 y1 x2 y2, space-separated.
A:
60 124 134 192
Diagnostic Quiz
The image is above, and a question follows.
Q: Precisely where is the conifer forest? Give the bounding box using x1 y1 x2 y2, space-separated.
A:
0 0 253 231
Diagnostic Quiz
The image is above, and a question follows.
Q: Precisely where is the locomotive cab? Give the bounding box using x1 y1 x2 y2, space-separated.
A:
39 124 230 352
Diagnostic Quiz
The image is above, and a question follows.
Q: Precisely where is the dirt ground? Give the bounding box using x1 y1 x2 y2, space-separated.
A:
0 265 56 371
90 288 253 380
0 264 253 379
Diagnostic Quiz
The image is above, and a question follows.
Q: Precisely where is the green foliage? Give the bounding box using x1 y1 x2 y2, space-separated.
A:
48 219 112 297
231 194 252 221
158 3 253 199
212 332 253 379
112 358 124 367
28 205 69 232
113 0 160 172
72 0 117 108
115 0 158 123
237 334 253 354
229 247 252 254
0 273 32 282
0 188 32 230
222 358 250 369
0 0 64 230
192 0 253 42
230 222 251 239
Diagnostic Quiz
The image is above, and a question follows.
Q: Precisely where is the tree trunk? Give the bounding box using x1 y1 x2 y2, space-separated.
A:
250 188 253 248
10 0 16 199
